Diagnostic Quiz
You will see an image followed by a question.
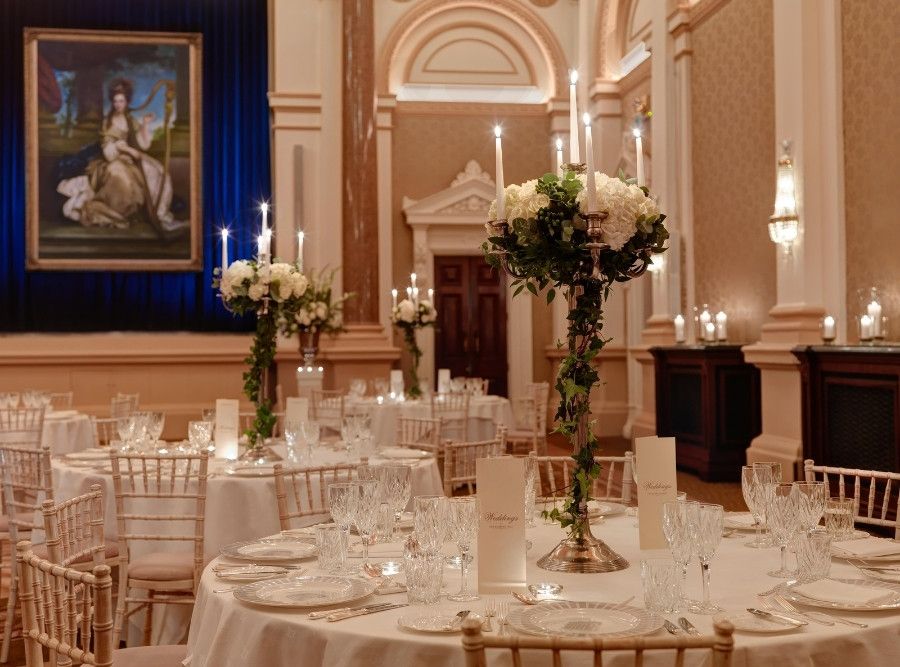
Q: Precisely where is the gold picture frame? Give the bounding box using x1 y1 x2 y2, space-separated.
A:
24 28 202 271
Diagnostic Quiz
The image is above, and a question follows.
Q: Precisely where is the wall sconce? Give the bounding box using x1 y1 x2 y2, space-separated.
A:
768 140 799 255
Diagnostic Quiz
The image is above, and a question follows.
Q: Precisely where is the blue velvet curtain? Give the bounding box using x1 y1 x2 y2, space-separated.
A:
0 0 269 331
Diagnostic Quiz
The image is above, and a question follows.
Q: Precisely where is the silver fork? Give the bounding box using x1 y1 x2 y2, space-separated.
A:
496 601 510 635
482 599 496 632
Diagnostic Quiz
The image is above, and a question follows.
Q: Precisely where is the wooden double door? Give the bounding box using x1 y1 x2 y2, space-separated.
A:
434 256 508 397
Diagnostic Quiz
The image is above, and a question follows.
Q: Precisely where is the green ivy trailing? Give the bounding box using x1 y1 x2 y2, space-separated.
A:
483 171 667 538
242 309 278 446
402 328 424 399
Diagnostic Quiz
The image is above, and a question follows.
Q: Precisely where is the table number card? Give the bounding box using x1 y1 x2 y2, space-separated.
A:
214 399 240 460
437 369 451 393
635 436 678 550
476 457 526 594
389 370 404 396
285 397 309 425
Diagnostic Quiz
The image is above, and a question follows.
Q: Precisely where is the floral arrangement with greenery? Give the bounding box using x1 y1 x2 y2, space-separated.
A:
278 268 351 337
390 298 438 399
214 260 309 447
484 170 667 539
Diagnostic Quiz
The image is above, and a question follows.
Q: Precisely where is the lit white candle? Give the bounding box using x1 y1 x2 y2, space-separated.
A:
494 126 505 219
427 288 434 301
822 315 836 341
715 311 728 341
555 137 563 176
568 70 580 163
633 128 645 187
257 235 266 260
674 314 686 343
867 300 883 337
705 322 716 342
410 273 417 289
583 113 597 212
260 201 269 234
391 288 398 308
296 230 304 271
406 286 412 300
699 308 712 332
220 228 228 272
860 315 874 340
412 286 419 305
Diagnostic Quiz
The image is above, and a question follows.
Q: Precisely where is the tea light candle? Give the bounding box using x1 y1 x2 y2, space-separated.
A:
860 315 874 341
867 300 883 338
705 322 716 342
715 311 728 341
528 582 563 598
674 314 686 343
822 315 836 342
379 561 402 576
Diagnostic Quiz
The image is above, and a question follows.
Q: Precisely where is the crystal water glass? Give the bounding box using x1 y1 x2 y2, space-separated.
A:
793 481 827 531
641 559 681 613
404 541 443 605
328 482 359 533
353 481 380 569
688 503 724 614
413 495 448 555
116 416 136 451
301 421 321 462
796 529 833 582
378 465 412 538
376 503 394 542
187 420 212 454
446 497 479 602
315 524 348 573
766 483 800 577
741 465 773 548
662 500 699 607
284 420 303 464
825 497 856 541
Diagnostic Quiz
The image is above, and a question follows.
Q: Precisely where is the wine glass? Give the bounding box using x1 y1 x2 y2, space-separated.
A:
377 465 412 539
147 412 165 450
688 503 724 614
662 500 700 608
284 420 303 464
793 481 827 531
741 465 773 548
328 481 359 567
301 421 321 463
187 421 212 454
446 497 479 602
357 463 380 483
353 481 380 570
766 483 800 577
753 462 782 546
413 495 448 555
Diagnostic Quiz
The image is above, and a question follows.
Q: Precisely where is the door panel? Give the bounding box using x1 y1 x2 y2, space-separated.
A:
434 256 508 397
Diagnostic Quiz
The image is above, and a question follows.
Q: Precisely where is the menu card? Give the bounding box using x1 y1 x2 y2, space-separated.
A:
285 397 309 425
214 399 240 460
437 369 451 393
476 457 526 594
635 436 678 549
389 370 404 396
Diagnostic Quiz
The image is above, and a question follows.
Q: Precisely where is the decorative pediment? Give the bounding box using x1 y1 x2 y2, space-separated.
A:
403 160 496 224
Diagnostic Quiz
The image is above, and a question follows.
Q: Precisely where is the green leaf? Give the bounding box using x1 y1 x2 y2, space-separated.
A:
526 282 538 296
546 288 555 304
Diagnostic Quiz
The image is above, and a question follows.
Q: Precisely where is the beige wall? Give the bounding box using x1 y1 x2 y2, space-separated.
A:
842 0 900 340
690 0 776 342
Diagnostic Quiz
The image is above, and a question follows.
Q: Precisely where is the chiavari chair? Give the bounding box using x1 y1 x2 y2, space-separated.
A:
91 416 120 448
430 392 470 443
39 483 119 570
0 408 46 449
506 381 550 456
48 391 74 410
534 454 633 505
16 541 186 667
110 451 208 645
442 425 507 496
273 463 357 530
311 390 345 438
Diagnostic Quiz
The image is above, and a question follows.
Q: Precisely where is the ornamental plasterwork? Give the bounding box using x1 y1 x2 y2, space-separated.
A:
450 159 494 188
436 195 492 214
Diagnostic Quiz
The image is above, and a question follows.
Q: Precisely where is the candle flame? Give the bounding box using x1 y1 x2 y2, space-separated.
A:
569 69 578 85
632 128 641 138
493 125 502 138
297 230 305 241
391 288 398 297
260 201 269 213
221 228 228 238
555 137 563 150
824 315 835 326
582 112 591 127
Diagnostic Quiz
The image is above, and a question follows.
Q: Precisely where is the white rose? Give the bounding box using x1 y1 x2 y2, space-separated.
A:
396 299 416 324
291 273 309 298
295 310 312 326
489 183 522 220
314 302 328 320
225 260 253 288
419 299 437 324
248 282 266 301
577 174 640 251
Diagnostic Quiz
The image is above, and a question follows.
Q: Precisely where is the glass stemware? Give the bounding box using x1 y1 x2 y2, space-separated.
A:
187 420 213 454
662 500 700 608
741 464 773 548
793 481 827 531
413 495 448 555
378 465 412 539
765 483 800 577
116 416 136 451
301 421 321 462
688 503 724 614
353 480 380 570
284 420 303 464
446 497 479 602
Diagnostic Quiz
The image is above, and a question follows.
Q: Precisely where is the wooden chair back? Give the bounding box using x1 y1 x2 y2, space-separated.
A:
273 463 357 530
109 452 209 591
804 459 900 539
396 417 443 455
110 394 139 419
0 408 46 447
431 392 471 442
311 390 345 435
90 417 118 448
16 541 114 667
442 426 507 496
535 454 633 504
0 445 54 539
461 617 734 667
48 392 74 410
42 484 107 568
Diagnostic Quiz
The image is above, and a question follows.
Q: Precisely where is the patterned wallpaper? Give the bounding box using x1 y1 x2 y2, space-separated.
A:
842 0 900 340
691 0 776 342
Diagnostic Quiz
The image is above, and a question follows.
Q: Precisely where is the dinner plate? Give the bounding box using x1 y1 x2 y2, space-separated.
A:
397 612 476 634
510 602 664 638
856 567 900 584
587 500 628 518
214 565 293 582
233 575 376 609
377 447 431 460
220 538 317 562
832 537 900 562
713 611 801 634
724 512 765 531
776 577 900 611
225 465 276 477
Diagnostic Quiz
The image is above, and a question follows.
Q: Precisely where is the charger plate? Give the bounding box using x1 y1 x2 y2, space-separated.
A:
510 602 663 638
220 537 317 562
233 575 376 609
776 577 900 611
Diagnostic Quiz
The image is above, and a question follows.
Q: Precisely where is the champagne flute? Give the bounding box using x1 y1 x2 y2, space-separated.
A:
378 465 412 539
446 497 479 602
741 465 773 548
662 500 700 608
688 503 724 614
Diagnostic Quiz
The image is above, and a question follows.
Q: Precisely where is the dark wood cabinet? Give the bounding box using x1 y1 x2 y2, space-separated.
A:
793 345 900 472
651 345 761 481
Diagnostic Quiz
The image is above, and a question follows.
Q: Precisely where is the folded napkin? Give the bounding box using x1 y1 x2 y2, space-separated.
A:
794 579 894 606
833 536 900 558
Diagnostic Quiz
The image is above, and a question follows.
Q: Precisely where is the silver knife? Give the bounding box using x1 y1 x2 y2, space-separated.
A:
663 619 682 635
308 602 394 620
746 608 806 627
677 617 700 635
326 602 408 622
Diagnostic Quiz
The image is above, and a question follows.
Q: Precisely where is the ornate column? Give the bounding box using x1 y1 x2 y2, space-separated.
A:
742 0 846 480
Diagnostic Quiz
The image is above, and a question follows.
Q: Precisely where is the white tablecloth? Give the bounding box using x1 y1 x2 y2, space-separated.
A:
347 395 513 446
44 412 94 454
185 515 900 667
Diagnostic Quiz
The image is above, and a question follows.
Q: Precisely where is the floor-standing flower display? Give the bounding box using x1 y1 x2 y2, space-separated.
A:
390 279 437 399
279 268 352 365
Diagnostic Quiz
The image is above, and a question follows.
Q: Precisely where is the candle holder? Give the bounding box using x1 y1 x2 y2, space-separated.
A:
562 162 587 175
821 316 837 344
857 286 888 342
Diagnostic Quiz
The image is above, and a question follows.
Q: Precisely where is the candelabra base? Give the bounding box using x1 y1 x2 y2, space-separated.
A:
536 521 629 574
238 445 283 465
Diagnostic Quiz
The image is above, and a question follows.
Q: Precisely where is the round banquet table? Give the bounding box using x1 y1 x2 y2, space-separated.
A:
42 411 94 454
185 512 900 667
346 395 513 446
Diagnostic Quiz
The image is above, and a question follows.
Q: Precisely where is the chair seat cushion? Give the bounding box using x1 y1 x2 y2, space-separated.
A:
33 540 120 564
128 551 195 582
114 644 187 667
